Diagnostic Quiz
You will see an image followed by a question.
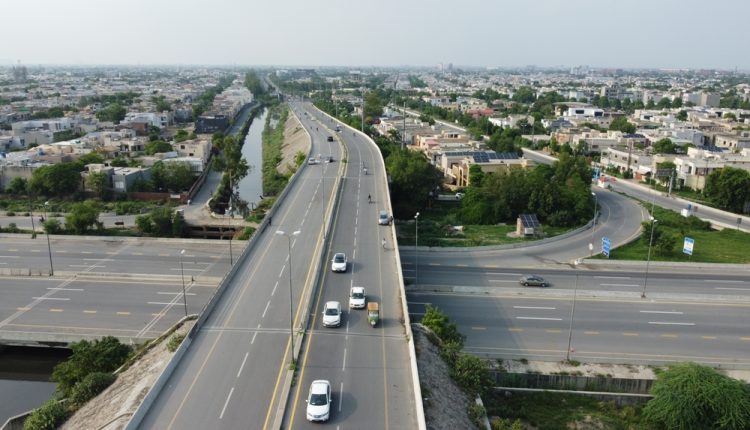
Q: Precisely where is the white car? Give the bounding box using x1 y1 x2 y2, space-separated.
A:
307 158 319 165
331 252 347 272
306 379 332 422
349 286 366 309
322 301 342 327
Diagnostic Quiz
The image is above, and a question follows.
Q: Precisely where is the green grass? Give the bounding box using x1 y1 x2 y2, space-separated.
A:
484 391 644 430
262 105 291 196
598 205 750 263
395 201 580 247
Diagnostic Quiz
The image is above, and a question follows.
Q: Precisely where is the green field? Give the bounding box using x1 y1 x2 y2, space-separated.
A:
599 205 750 264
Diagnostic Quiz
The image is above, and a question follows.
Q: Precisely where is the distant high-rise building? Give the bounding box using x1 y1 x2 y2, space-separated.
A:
12 62 27 83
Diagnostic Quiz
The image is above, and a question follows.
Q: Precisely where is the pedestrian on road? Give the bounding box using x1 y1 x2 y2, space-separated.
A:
382 238 386 250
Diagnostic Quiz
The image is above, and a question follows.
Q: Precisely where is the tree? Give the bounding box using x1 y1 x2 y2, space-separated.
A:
244 70 265 97
151 161 196 193
643 362 750 430
676 110 688 121
28 163 82 196
65 201 101 234
6 177 27 194
421 305 464 345
364 91 384 121
144 140 173 155
385 149 442 217
76 152 104 168
174 129 189 143
705 167 750 213
609 116 636 134
87 171 109 199
652 138 677 154
43 218 63 234
657 98 672 109
724 112 737 121
512 86 535 103
95 103 127 123
110 157 128 167
51 336 130 398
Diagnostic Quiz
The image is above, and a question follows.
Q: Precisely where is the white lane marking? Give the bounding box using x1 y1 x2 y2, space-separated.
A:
408 302 432 305
489 272 522 276
279 265 286 278
716 287 750 291
271 281 279 296
157 292 196 296
251 324 260 344
237 352 249 378
342 347 347 371
32 297 69 301
595 276 631 279
82 258 114 261
262 300 271 318
69 264 105 268
47 288 83 292
648 322 695 326
640 311 683 315
706 280 744 283
489 280 518 283
148 302 186 305
338 382 344 412
219 387 234 419
513 306 556 310
0 256 20 258
601 283 640 287
516 317 562 321
169 268 203 272
353 249 356 260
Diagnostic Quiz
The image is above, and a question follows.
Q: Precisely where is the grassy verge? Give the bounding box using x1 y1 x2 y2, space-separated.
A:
484 391 644 430
395 200 579 247
262 105 290 196
597 205 750 263
0 198 173 216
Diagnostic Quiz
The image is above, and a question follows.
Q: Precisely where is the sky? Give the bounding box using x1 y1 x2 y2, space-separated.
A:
4 0 749 70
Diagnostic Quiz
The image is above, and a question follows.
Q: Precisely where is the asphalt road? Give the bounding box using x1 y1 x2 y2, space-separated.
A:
0 235 234 278
284 104 417 429
138 103 342 429
0 276 216 344
408 287 750 367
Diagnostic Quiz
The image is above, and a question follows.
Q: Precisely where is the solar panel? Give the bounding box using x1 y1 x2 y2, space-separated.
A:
519 214 541 228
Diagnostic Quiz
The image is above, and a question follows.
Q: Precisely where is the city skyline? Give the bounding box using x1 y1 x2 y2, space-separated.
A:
4 0 750 70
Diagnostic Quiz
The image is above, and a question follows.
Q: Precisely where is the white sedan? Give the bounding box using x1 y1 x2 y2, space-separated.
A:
306 379 332 421
349 286 366 309
331 252 347 272
322 301 342 327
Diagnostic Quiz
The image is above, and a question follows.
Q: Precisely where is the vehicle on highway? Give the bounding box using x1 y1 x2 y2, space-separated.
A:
322 301 342 327
327 136 334 142
367 302 379 327
325 155 334 163
519 274 549 287
349 286 366 309
305 379 332 422
378 210 391 225
331 252 347 272
307 157 319 165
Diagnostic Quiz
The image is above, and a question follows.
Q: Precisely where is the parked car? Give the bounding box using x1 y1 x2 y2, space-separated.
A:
306 379 332 421
331 252 347 272
322 301 342 327
349 286 366 309
327 136 334 142
519 275 549 287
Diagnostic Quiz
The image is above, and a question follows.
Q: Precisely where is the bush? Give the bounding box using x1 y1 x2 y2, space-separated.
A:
69 372 116 407
467 402 486 427
6 211 15 216
23 399 68 430
421 305 465 346
452 353 492 396
237 226 256 240
43 219 64 234
167 334 186 352
51 336 131 398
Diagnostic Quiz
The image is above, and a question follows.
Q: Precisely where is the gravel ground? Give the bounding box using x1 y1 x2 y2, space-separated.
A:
277 111 310 176
60 321 194 430
413 323 478 430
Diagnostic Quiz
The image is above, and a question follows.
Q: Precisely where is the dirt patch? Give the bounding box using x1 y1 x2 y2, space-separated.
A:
413 323 478 430
277 112 310 176
60 321 194 430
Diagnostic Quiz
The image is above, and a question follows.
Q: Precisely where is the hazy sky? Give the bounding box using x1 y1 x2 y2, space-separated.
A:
4 0 749 69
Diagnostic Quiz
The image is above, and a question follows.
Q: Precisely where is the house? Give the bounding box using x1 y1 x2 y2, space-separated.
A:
112 167 151 192
714 133 750 151
445 151 533 187
173 138 212 165
195 114 228 134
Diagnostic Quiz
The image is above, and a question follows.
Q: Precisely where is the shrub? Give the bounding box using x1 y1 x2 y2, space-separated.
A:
23 399 68 430
421 305 464 346
6 211 15 216
452 353 492 396
467 403 486 428
167 334 186 352
51 336 131 398
237 226 256 240
69 372 116 407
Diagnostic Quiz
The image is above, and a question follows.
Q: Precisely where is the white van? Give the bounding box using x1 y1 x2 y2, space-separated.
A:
378 210 390 225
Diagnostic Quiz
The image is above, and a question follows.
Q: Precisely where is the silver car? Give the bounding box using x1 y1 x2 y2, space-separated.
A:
519 275 549 287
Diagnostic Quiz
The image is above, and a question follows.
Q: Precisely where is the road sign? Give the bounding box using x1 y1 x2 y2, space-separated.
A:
602 237 611 258
683 237 694 256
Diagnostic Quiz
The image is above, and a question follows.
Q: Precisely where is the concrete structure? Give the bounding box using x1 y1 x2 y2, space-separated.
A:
112 167 151 192
195 114 228 134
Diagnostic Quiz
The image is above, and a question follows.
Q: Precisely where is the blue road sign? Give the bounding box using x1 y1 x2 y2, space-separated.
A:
683 237 694 256
602 237 611 258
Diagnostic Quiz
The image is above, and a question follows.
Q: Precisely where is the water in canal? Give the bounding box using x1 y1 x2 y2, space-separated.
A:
0 346 67 423
237 108 267 211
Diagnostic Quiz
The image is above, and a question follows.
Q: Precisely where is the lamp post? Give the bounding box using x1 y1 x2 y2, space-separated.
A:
641 217 658 298
414 212 420 287
44 201 53 276
566 273 579 362
179 249 188 316
276 229 301 364
589 192 597 256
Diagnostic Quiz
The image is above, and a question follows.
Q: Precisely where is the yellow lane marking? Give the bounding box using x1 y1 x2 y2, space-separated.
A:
31 250 40 253
17 307 30 311
584 331 600 335
622 332 639 336
508 328 524 332
159 253 169 257
82 251 92 254
116 312 130 316
57 250 68 253
471 327 486 331
131 252 143 256
83 310 97 314
545 329 561 334
701 336 717 340
49 309 63 313
660 334 678 338
741 337 750 341
7 249 18 252
456 264 468 267
211 256 221 259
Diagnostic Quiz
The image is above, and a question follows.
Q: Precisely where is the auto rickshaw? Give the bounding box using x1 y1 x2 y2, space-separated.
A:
367 302 379 327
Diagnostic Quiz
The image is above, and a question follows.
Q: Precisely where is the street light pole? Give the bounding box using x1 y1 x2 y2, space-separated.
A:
414 212 420 287
641 218 658 298
44 202 53 276
276 229 301 364
566 273 579 362
590 192 597 256
179 249 187 316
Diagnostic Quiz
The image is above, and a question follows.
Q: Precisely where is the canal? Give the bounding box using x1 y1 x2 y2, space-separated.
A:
236 108 267 209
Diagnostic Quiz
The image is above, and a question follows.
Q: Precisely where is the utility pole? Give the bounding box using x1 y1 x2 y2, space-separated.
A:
402 101 406 149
